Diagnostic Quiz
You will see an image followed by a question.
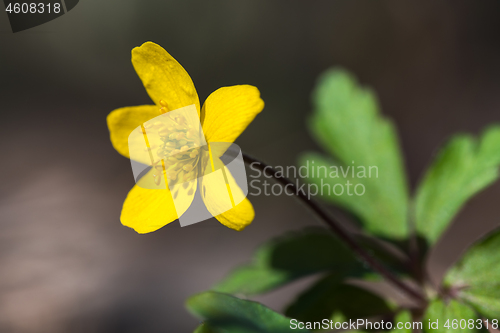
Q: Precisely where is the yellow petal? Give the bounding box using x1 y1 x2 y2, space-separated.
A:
214 197 255 231
107 105 159 159
132 42 200 115
201 85 264 143
199 155 255 231
121 169 197 233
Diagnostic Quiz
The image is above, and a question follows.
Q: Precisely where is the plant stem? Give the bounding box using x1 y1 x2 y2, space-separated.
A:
243 153 426 304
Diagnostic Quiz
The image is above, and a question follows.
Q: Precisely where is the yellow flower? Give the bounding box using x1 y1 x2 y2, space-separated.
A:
107 42 264 233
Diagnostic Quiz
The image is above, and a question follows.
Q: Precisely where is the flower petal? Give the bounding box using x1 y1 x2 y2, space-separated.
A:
132 42 200 115
201 85 264 143
199 156 255 231
121 169 197 233
107 105 159 159
213 197 255 231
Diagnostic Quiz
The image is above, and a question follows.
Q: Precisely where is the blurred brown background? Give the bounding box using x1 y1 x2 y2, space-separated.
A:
1 0 500 332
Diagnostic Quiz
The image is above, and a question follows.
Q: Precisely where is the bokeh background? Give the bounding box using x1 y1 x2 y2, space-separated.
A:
1 0 500 332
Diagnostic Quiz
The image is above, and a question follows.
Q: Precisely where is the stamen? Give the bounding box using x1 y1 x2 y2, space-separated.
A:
183 164 193 172
186 129 196 139
158 127 169 137
174 125 184 132
189 149 199 158
159 100 169 114
148 99 202 185
153 170 163 185
156 148 166 158
183 171 196 181
166 170 177 180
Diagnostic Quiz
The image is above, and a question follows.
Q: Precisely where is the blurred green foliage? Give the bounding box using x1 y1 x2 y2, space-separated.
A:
188 292 309 333
187 68 500 332
285 275 393 325
423 299 479 333
213 228 363 296
415 128 500 244
302 69 409 240
445 229 500 319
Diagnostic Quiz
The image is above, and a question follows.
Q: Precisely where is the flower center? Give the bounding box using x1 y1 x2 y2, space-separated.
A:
150 100 202 185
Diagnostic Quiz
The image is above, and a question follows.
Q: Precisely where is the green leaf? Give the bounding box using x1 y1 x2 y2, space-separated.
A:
415 126 500 245
445 228 500 319
301 68 409 239
194 323 220 333
391 311 413 333
285 274 392 326
187 292 310 333
213 228 363 295
423 299 479 333
213 266 292 296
